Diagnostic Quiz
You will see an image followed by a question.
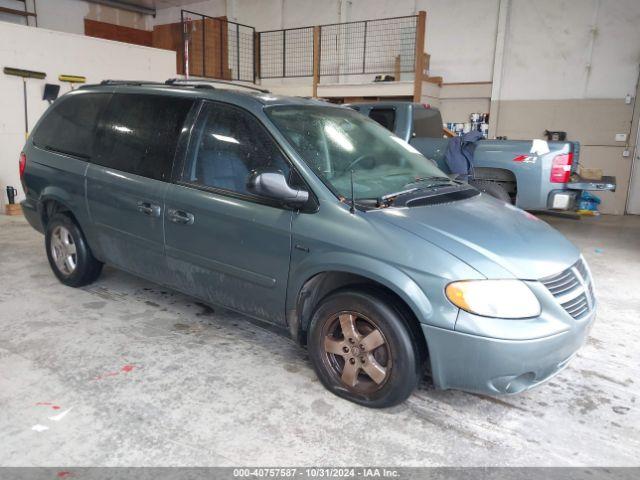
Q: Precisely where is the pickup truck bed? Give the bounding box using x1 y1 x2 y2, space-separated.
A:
349 102 616 213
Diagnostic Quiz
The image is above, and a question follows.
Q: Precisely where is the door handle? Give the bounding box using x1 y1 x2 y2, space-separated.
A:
137 201 161 217
167 208 194 225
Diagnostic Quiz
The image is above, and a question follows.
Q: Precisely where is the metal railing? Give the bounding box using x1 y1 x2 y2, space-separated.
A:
180 11 419 83
319 15 417 77
181 10 255 82
258 14 418 80
259 26 314 79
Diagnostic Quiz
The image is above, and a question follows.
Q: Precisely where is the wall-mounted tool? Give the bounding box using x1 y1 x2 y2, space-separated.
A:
59 74 86 90
43 83 60 104
3 67 47 139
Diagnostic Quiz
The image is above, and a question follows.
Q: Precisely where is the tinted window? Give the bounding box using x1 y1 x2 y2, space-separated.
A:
183 102 290 196
369 108 396 131
413 107 443 138
33 93 109 158
94 94 193 181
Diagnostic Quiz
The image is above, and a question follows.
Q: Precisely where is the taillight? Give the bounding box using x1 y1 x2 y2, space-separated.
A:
19 152 26 179
550 153 573 183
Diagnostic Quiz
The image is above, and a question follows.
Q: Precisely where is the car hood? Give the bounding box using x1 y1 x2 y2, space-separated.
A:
370 192 580 279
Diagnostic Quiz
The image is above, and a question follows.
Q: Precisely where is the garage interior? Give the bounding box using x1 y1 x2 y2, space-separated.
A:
0 0 639 471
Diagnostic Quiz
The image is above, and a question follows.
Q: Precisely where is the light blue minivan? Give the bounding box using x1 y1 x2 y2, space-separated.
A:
20 80 596 407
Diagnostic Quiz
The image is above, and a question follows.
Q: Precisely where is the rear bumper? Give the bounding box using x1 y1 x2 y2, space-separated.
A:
422 309 595 394
545 176 616 211
21 198 44 234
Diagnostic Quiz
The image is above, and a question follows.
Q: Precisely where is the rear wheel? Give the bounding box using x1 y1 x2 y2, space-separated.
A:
469 179 512 203
308 289 422 408
45 213 103 287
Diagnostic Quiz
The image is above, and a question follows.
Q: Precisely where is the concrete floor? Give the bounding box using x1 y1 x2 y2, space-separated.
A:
0 213 638 467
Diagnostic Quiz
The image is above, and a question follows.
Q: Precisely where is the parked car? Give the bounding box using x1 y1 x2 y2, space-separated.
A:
348 102 616 212
20 80 596 407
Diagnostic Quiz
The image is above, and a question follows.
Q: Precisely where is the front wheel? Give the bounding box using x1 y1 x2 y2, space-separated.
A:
308 289 423 408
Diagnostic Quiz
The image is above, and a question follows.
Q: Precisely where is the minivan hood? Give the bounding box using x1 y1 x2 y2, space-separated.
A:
371 192 579 279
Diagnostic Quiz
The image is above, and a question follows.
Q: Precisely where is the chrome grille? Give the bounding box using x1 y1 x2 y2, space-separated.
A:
561 293 590 319
541 258 595 319
543 269 581 296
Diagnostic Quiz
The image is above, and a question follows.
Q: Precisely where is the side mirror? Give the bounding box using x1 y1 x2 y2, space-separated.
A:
247 170 309 207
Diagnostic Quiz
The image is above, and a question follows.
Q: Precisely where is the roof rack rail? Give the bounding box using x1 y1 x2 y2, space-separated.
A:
165 78 270 94
100 80 166 86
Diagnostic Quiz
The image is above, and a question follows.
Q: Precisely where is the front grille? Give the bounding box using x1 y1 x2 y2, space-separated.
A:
541 258 595 319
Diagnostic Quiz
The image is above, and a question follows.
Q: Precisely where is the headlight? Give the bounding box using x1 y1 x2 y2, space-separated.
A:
445 280 541 319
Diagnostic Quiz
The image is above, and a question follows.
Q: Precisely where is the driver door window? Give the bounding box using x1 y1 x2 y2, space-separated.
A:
183 102 289 196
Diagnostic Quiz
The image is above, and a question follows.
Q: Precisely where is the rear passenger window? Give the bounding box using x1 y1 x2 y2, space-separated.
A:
182 102 290 196
33 93 109 158
94 94 193 181
369 108 396 131
413 107 444 138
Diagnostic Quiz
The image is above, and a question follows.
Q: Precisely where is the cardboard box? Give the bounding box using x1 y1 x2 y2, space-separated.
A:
4 204 22 216
578 166 603 181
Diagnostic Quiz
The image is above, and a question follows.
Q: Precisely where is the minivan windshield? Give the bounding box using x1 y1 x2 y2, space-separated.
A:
266 105 450 202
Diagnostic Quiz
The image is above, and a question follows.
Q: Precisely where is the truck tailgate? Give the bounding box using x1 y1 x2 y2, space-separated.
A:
566 175 616 192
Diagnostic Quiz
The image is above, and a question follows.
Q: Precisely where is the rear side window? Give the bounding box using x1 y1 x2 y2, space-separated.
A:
413 107 443 138
369 108 396 131
94 93 194 181
33 93 109 158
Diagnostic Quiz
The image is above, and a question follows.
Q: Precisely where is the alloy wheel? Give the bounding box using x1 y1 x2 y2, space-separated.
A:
321 311 392 393
50 225 77 276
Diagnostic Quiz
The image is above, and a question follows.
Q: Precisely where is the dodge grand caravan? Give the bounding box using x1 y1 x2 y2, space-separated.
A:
19 79 596 407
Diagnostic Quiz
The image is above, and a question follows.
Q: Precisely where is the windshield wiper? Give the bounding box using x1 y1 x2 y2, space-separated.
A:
377 177 457 207
379 187 420 203
375 187 422 207
405 175 453 187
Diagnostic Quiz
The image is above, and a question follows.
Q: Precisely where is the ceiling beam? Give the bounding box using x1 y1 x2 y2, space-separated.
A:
84 0 156 17
0 6 37 17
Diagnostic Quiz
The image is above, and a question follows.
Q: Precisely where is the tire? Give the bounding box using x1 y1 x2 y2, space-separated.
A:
45 213 103 287
308 289 423 408
470 179 512 203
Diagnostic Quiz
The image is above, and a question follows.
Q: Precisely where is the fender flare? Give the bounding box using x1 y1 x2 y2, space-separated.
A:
286 251 434 339
38 186 77 223
38 186 103 261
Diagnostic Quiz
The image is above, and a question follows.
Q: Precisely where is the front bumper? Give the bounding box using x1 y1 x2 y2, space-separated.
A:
422 307 595 395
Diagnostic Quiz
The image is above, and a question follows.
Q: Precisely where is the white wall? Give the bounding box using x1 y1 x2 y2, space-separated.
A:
154 0 226 25
0 0 152 34
0 22 176 207
231 0 339 31
497 0 640 101
417 0 499 83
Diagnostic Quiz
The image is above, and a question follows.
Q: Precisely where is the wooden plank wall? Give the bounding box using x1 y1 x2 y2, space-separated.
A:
151 18 231 79
152 22 184 74
83 17 231 79
84 19 152 47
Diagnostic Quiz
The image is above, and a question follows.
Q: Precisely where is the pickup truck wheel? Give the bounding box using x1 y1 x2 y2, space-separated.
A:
308 289 422 408
45 214 103 287
470 179 512 203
